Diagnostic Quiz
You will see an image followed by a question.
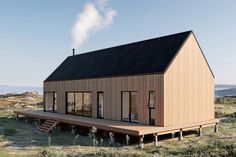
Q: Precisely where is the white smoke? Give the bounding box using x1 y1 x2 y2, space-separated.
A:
71 0 117 49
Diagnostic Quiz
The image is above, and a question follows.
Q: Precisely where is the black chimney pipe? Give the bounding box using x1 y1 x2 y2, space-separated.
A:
72 49 75 56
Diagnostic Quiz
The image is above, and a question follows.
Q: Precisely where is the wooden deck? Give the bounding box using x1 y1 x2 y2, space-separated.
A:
14 110 219 137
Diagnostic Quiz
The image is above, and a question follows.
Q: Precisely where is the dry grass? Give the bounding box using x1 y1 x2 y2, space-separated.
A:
0 94 235 156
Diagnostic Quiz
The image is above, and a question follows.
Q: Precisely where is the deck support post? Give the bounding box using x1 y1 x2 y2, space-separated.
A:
179 129 183 141
37 118 41 125
57 123 61 131
153 133 158 146
172 132 175 138
198 125 202 137
25 117 28 123
215 123 218 133
71 125 75 134
139 135 144 149
34 118 38 126
16 114 19 121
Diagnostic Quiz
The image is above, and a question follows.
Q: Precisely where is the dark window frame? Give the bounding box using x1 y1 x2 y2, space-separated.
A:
97 91 104 119
66 91 92 117
44 92 57 113
148 91 156 125
121 91 139 123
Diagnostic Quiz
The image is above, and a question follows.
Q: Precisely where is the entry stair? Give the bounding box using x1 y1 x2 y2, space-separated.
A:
37 119 59 133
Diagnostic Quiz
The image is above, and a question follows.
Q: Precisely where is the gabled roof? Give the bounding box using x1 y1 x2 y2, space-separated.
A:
45 31 192 82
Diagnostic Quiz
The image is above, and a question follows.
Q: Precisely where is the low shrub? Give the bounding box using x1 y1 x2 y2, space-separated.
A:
1 128 17 136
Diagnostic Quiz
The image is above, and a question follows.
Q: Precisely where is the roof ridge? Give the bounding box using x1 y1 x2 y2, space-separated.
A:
71 30 192 57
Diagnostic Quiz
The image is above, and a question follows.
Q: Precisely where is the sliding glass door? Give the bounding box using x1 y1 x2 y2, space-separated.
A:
130 92 138 122
75 93 83 115
121 91 139 123
66 92 92 117
122 92 130 122
44 92 57 112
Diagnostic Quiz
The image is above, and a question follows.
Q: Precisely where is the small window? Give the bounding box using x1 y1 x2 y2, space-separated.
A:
148 91 156 125
44 92 57 112
149 91 155 108
97 92 104 118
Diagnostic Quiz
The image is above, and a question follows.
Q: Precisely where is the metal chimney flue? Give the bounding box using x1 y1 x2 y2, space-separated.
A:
72 48 75 56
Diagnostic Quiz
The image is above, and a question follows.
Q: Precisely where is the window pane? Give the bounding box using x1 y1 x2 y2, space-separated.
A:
45 93 53 111
98 92 104 118
75 93 83 115
83 93 92 117
150 109 155 125
67 93 74 114
122 92 130 122
131 92 139 122
149 92 155 108
54 93 57 112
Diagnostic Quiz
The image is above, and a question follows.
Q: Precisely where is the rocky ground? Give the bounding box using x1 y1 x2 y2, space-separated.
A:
0 94 235 157
0 92 43 110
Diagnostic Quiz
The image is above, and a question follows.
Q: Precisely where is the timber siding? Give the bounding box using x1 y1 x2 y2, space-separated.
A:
44 74 164 126
164 33 214 126
44 31 215 128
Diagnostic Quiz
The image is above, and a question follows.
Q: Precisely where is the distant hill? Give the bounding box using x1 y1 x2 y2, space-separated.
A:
0 85 43 95
215 84 236 90
215 84 236 97
0 84 235 97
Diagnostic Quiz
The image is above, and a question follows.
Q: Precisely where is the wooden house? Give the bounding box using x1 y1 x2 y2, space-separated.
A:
15 31 218 146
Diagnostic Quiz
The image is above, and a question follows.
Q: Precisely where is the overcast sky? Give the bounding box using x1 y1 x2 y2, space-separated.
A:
0 0 235 86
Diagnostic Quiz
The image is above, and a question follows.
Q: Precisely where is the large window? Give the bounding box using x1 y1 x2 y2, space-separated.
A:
148 91 156 125
44 92 57 112
66 92 92 117
97 92 104 118
121 91 139 123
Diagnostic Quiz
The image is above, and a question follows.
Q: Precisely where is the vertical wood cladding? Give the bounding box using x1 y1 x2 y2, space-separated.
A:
44 74 164 126
44 33 214 127
164 33 214 126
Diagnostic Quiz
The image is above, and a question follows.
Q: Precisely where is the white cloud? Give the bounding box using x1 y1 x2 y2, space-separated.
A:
71 0 117 50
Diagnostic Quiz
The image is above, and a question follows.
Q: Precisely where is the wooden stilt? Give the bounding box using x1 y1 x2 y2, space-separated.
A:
153 133 158 146
179 129 183 141
215 123 218 133
34 118 38 126
198 125 202 136
37 118 41 125
57 123 61 131
16 114 19 120
139 135 144 149
172 132 175 138
71 125 75 134
25 117 28 123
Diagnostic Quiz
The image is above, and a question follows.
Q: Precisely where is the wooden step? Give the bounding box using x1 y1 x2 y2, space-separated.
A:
36 119 59 133
41 123 52 128
44 121 56 125
37 127 49 133
39 125 51 130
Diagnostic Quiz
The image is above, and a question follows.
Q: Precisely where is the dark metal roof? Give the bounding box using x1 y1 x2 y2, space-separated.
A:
45 31 192 82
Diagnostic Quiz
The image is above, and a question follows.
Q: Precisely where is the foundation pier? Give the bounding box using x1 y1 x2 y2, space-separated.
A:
139 135 144 149
199 125 203 137
71 125 76 134
179 129 183 141
16 114 19 120
172 132 175 138
153 133 158 146
215 123 219 133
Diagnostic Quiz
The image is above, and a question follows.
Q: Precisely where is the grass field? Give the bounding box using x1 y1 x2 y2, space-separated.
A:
0 94 235 156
